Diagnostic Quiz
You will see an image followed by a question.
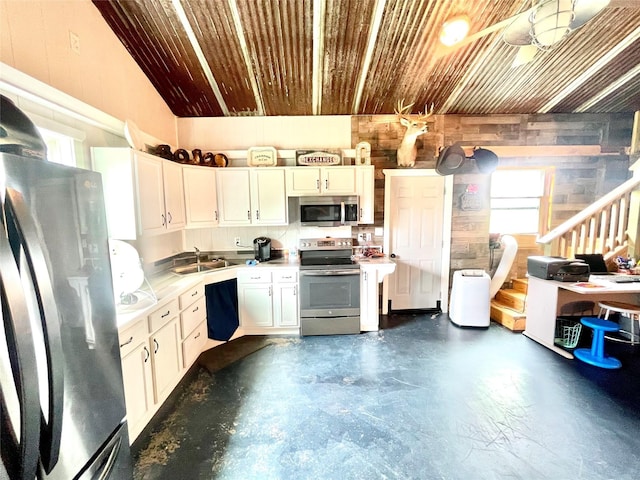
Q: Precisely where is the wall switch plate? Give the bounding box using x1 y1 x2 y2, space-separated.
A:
365 233 372 241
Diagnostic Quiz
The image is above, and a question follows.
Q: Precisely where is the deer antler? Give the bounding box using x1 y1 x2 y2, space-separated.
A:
394 99 414 119
418 103 435 121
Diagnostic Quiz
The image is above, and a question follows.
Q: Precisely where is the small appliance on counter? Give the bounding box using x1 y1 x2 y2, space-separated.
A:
527 255 590 282
253 236 271 261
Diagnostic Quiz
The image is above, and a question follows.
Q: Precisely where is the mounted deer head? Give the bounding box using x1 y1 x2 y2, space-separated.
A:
395 100 434 167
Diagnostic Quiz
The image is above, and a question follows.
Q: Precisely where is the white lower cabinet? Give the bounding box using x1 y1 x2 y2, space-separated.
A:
118 320 153 440
118 281 207 442
360 266 379 331
238 268 299 334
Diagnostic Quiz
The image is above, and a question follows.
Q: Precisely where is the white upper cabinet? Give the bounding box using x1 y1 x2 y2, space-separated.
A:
216 168 287 226
356 166 375 224
286 166 357 196
91 148 186 238
250 169 287 225
183 166 218 228
216 169 252 225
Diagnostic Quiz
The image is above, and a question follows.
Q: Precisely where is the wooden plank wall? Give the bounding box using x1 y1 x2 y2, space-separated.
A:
352 113 634 281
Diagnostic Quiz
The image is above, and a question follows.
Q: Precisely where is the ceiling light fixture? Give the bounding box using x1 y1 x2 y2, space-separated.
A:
530 0 575 48
504 0 610 51
440 15 470 47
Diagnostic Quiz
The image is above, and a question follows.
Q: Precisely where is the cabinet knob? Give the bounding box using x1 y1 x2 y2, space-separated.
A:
215 211 218 221
325 178 329 189
316 179 320 189
153 338 159 353
161 214 166 226
193 306 199 313
247 210 251 220
161 310 170 318
256 210 260 220
119 336 133 348
167 211 173 224
143 346 150 362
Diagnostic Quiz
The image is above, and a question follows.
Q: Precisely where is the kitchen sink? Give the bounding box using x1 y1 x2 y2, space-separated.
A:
171 259 235 275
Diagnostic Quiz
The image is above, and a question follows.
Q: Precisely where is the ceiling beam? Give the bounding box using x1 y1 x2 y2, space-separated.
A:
540 25 640 113
228 0 265 116
576 62 640 112
352 0 386 114
171 0 229 116
312 0 327 115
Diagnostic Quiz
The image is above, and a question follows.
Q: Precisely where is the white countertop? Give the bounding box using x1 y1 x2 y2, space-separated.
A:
115 255 395 329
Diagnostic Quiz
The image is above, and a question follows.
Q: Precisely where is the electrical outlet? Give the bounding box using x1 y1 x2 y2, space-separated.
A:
365 233 372 241
357 233 365 242
69 31 80 54
234 237 241 246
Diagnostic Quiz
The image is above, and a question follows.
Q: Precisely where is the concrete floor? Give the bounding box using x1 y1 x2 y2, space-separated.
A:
132 313 640 479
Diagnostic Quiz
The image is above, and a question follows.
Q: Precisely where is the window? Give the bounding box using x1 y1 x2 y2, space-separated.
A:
490 168 553 235
37 127 76 166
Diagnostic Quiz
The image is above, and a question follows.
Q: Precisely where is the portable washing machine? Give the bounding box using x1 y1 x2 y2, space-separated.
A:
449 269 491 327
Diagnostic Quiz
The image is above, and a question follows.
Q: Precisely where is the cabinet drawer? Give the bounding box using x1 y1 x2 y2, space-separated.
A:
148 299 179 332
238 270 272 283
182 321 207 369
179 283 204 309
118 319 148 358
180 296 206 339
273 270 297 283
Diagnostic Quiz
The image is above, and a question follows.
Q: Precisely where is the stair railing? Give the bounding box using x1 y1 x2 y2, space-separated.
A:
537 175 640 258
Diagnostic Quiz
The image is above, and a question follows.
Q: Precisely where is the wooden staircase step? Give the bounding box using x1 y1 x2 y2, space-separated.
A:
512 278 528 294
490 300 526 332
494 289 527 311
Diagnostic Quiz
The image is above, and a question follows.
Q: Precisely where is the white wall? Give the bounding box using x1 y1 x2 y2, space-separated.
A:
177 116 352 150
0 0 176 144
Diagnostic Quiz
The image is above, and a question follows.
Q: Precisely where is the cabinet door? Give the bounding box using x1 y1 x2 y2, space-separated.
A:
360 268 379 331
184 167 218 227
238 283 274 327
217 169 252 225
251 169 287 225
356 166 375 224
120 342 153 440
135 153 166 235
182 320 207 369
274 283 299 327
286 168 321 196
162 160 186 230
322 167 357 194
150 318 181 403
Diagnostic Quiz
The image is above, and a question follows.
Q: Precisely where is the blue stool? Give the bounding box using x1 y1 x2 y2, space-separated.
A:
574 317 621 369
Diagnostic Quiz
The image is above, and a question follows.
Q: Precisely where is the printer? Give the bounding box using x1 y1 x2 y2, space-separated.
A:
527 256 590 282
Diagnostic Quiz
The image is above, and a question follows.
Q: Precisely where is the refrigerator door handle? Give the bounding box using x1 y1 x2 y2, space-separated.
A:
0 231 41 480
5 188 64 472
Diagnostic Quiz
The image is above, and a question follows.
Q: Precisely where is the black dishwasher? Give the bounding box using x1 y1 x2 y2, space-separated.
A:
205 279 239 341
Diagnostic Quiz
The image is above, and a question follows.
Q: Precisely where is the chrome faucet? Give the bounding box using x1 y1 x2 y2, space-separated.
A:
194 246 201 266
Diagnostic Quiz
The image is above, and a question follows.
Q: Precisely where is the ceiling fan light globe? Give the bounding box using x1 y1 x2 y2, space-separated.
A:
440 15 470 47
531 0 575 48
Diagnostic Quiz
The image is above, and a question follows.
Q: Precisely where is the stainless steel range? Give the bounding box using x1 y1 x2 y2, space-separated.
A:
299 237 360 336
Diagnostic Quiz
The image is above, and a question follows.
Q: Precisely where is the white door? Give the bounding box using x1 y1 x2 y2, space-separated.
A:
135 154 165 235
183 167 218 227
387 174 446 310
162 160 186 230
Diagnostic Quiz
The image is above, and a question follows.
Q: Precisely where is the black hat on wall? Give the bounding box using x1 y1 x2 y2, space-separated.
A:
473 147 499 174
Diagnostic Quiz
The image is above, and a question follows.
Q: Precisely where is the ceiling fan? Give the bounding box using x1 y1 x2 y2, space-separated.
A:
437 0 612 65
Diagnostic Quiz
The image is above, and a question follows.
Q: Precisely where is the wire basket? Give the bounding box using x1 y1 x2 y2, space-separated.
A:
554 318 582 349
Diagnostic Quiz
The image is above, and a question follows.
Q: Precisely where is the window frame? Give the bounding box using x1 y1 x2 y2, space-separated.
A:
489 167 554 236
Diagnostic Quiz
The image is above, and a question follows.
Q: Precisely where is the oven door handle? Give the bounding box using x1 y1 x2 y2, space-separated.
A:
340 201 345 225
301 270 359 276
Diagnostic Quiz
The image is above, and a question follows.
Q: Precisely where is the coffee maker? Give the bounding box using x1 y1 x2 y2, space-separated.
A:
253 236 271 261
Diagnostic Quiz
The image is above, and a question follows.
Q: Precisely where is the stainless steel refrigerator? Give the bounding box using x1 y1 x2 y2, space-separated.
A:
0 104 131 478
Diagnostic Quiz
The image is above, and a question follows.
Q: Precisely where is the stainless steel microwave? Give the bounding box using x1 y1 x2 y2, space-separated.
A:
300 196 359 226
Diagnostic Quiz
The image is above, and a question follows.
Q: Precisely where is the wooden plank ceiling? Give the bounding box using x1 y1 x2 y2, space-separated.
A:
93 0 640 117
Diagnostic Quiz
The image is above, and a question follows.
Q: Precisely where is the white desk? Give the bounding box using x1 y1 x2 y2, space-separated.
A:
524 276 640 359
